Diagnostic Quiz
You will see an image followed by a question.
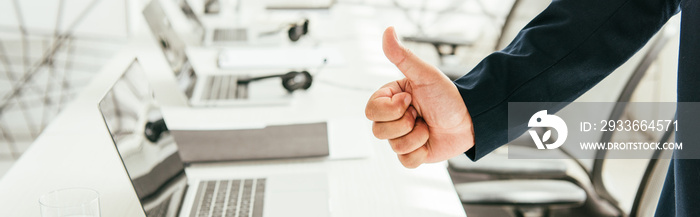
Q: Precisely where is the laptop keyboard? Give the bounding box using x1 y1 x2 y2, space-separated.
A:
191 179 266 217
213 29 248 42
202 75 241 100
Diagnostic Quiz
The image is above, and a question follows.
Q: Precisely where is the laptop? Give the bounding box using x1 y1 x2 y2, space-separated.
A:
143 0 311 107
174 0 309 46
143 0 331 107
98 59 330 217
175 0 249 46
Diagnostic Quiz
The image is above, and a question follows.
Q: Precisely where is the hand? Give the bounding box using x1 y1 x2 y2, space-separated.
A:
365 27 475 168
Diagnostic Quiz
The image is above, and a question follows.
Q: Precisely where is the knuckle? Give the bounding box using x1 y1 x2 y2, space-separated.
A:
393 103 406 115
389 139 409 154
401 115 415 133
399 156 420 169
404 47 415 58
405 163 419 169
415 125 429 141
371 122 386 139
365 106 375 120
366 100 405 121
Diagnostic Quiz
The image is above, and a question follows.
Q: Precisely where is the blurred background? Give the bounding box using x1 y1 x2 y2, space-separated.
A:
0 0 680 216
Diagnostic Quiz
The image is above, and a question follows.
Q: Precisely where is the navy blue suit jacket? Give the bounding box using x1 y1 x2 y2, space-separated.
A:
453 0 698 216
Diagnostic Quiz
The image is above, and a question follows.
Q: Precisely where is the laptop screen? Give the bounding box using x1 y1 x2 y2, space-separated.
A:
143 0 198 99
99 59 188 216
176 0 206 35
143 0 188 75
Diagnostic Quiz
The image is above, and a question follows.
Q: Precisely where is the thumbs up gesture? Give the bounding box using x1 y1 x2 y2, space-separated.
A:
365 27 475 168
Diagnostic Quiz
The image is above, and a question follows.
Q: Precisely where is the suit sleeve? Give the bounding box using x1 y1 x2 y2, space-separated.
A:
455 0 681 161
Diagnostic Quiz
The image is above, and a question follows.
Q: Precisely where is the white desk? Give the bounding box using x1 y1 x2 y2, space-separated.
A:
0 30 466 216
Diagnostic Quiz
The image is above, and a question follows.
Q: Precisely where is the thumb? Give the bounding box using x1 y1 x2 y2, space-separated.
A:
382 27 446 84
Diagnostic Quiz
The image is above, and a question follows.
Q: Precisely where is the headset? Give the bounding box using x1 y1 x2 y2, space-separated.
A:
259 19 310 42
157 38 321 95
237 57 327 93
238 70 313 93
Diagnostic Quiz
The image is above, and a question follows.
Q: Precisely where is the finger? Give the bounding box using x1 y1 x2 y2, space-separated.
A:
372 107 418 139
397 145 429 169
388 118 429 154
382 27 446 85
368 80 404 100
365 91 412 122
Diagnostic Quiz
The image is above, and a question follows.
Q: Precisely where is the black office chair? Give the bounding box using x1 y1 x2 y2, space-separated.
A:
455 128 675 217
452 24 677 217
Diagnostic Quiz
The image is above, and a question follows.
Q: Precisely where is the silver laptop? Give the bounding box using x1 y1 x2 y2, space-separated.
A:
98 59 329 217
175 0 250 46
168 0 327 67
174 0 312 46
143 0 300 107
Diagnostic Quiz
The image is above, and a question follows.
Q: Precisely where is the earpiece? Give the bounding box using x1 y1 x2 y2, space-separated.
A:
281 71 313 92
145 119 169 143
287 19 309 42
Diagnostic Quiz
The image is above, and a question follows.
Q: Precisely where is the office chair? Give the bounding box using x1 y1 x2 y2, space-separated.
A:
453 24 677 217
448 131 571 183
449 18 675 175
629 132 673 217
455 128 674 217
448 17 677 179
401 0 550 80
